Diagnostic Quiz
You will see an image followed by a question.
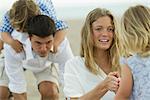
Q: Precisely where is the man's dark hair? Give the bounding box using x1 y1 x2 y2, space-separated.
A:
27 15 56 37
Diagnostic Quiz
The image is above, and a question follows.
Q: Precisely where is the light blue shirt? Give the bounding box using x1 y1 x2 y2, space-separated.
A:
122 54 150 100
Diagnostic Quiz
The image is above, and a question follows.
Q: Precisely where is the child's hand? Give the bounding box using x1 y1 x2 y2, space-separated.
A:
52 42 59 53
50 41 59 53
52 30 66 53
10 39 23 53
0 40 3 51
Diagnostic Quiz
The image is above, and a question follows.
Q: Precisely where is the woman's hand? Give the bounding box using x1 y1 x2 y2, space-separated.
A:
104 72 120 93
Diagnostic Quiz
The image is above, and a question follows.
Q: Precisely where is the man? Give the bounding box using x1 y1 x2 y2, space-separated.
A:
0 0 73 83
0 0 73 99
4 15 69 100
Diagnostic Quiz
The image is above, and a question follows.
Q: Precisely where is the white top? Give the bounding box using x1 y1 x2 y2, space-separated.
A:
64 56 115 100
4 30 73 93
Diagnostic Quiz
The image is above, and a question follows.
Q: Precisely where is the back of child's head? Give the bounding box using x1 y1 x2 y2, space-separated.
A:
9 0 40 32
121 5 150 57
27 15 56 38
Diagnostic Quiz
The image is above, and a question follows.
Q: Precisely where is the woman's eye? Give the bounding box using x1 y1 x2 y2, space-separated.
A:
108 28 114 32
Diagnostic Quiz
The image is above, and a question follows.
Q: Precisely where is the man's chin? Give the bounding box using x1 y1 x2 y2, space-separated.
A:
39 53 47 57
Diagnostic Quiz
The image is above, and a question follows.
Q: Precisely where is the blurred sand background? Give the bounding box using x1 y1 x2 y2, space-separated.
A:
0 0 149 100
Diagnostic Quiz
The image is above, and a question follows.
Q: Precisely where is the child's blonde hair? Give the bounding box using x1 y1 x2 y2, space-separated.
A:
120 5 150 57
9 0 40 32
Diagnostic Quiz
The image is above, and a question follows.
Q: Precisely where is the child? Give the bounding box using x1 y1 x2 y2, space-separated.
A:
0 0 70 53
115 5 150 100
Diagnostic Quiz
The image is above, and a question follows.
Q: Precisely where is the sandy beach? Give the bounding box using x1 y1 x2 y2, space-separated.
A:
0 0 149 99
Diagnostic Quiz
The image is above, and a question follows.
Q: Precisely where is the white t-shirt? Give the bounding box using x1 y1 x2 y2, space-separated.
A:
64 56 115 100
4 30 74 93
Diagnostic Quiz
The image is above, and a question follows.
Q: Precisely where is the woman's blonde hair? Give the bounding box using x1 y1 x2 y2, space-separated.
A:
120 5 150 57
80 8 120 74
9 0 40 32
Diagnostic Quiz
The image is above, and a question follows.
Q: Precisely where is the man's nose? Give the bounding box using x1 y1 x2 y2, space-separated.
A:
41 44 47 51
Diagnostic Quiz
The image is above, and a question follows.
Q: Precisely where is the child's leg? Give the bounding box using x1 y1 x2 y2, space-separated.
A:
0 57 10 99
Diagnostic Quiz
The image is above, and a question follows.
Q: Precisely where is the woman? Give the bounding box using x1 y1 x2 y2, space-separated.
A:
63 8 121 100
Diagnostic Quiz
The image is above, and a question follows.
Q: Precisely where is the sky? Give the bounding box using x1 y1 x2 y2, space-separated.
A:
0 0 149 20
52 0 149 19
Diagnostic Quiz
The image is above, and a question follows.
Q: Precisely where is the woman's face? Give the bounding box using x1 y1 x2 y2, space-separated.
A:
92 16 114 51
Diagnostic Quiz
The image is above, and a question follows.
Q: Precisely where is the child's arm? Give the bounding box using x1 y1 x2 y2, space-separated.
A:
0 13 23 53
115 64 133 100
0 39 3 51
53 29 67 53
37 0 68 53
1 32 23 53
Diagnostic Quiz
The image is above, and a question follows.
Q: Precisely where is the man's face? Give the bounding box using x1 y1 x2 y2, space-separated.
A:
30 35 53 57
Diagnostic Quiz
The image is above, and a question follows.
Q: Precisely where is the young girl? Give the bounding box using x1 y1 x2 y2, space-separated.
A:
115 5 150 100
0 0 69 53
